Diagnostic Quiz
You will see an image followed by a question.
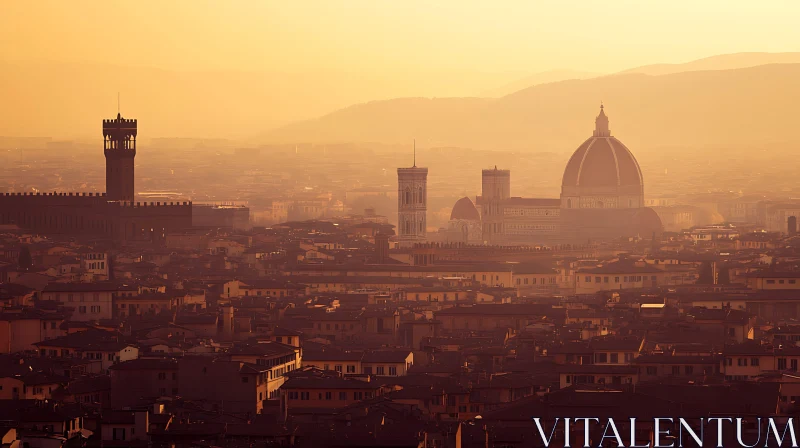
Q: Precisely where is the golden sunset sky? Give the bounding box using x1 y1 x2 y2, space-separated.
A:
5 1 798 73
1 1 799 139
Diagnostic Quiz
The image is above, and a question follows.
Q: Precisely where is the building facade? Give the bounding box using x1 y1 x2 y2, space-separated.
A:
396 162 428 247
0 113 193 242
465 106 663 245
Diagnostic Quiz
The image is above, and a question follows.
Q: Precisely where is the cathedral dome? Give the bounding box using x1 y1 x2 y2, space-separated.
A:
561 105 643 190
450 197 480 221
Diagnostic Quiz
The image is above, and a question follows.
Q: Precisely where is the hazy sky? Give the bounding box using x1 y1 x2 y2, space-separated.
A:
2 1 800 140
3 1 799 75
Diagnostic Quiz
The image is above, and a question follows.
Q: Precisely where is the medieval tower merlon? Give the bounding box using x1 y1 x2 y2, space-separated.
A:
103 113 137 202
397 164 428 247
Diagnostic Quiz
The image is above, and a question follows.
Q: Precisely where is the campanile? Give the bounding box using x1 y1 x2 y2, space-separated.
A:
103 113 137 202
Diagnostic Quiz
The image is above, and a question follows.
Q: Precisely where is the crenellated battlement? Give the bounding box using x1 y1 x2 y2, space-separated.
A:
102 113 137 137
0 192 192 210
112 201 193 208
102 118 137 124
1 192 107 197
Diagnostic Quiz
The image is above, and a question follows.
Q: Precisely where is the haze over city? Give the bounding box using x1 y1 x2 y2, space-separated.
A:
3 1 800 142
3 3 800 448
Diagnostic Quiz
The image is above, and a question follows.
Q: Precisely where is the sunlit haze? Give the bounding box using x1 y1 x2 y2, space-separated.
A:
2 1 800 138
2 4 800 445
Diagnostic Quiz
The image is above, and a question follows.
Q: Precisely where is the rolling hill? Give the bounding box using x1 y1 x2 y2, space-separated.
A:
261 63 800 153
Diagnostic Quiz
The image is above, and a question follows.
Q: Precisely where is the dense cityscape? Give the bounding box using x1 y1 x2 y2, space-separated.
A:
1 101 800 447
5 3 800 448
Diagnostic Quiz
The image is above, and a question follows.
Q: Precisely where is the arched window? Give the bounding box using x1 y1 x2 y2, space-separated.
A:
567 199 572 208
418 187 424 204
404 188 411 205
405 220 411 234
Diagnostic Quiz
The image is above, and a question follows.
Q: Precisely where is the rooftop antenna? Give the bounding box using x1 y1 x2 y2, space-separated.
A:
118 92 120 115
413 139 416 167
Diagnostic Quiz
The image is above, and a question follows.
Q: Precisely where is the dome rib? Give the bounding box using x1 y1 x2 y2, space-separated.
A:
605 137 622 186
574 137 598 187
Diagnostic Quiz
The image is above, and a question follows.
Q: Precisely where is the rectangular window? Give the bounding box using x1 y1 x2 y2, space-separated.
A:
354 391 363 400
346 365 356 373
778 358 787 370
672 366 680 375
751 358 760 366
339 392 347 400
376 366 385 375
614 277 619 283
389 366 397 375
646 366 658 375
325 392 332 400
335 365 342 372
610 353 618 364
596 353 608 363
685 366 694 375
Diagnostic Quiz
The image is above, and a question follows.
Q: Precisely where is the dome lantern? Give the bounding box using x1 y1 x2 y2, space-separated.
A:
593 103 610 137
561 105 644 209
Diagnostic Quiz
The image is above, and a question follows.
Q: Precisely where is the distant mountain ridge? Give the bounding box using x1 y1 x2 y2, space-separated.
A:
480 70 599 98
617 51 800 76
261 60 800 152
